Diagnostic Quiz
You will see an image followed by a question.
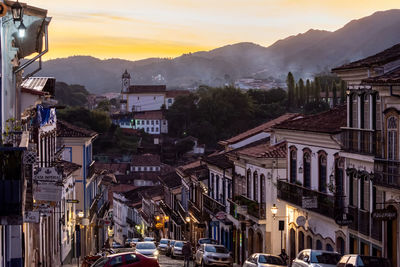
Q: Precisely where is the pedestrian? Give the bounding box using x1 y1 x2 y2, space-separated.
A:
182 241 192 267
279 249 288 265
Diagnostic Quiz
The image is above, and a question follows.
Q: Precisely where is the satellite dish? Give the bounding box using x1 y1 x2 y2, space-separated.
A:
296 216 306 227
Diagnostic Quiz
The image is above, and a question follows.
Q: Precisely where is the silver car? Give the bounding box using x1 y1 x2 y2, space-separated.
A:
171 241 184 259
195 244 233 267
243 253 287 267
158 238 170 254
291 249 341 267
134 241 159 261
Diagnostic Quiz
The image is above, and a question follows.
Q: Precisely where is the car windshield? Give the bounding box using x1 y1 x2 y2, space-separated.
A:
311 252 341 264
92 257 108 267
144 237 154 241
160 239 169 244
205 246 228 253
174 242 183 247
136 242 156 249
132 238 139 242
170 240 176 245
259 255 285 265
199 239 218 244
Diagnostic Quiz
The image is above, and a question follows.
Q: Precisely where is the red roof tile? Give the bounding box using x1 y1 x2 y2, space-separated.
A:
131 154 160 166
273 105 346 134
134 110 164 120
235 140 287 158
94 162 130 174
204 153 233 169
165 90 190 98
220 113 299 145
57 120 98 138
332 43 400 71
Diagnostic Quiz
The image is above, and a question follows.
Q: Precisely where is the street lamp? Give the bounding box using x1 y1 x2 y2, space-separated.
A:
271 204 278 219
164 216 169 221
18 20 26 38
185 216 190 223
156 215 160 221
11 0 23 23
78 211 84 218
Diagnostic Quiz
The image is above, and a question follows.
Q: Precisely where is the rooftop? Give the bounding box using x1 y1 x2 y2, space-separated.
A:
159 171 182 188
131 154 160 166
362 66 400 85
234 140 287 159
220 113 299 146
203 153 233 170
94 162 130 174
134 110 164 120
273 105 346 134
21 77 56 96
59 160 81 177
126 85 166 94
57 120 98 138
116 172 160 184
332 43 400 71
165 90 190 98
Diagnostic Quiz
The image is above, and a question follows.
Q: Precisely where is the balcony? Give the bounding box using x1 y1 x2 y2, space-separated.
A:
189 200 202 221
0 149 24 222
88 161 96 179
277 180 335 219
176 201 187 221
341 128 381 156
203 193 226 215
126 216 135 227
231 195 266 220
374 159 400 189
348 206 372 237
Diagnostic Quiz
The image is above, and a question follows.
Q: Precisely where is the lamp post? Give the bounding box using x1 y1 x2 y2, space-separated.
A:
185 216 191 242
270 204 284 251
11 0 23 23
165 216 170 239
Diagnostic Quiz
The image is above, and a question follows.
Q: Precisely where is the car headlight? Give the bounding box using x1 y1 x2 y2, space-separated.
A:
153 251 159 256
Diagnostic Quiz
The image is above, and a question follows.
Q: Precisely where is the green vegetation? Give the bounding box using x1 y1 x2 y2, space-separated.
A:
54 82 89 107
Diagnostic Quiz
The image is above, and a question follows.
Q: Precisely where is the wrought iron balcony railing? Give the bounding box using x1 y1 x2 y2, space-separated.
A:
341 128 381 156
348 206 372 237
374 158 400 189
203 193 225 215
277 180 335 219
189 200 202 221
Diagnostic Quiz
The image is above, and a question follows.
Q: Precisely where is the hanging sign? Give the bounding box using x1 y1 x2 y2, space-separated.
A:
372 206 397 221
302 196 318 209
24 211 40 223
34 167 62 183
335 213 353 226
215 211 226 220
33 183 62 202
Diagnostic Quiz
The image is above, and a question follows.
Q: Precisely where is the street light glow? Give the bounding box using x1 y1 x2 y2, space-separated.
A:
18 21 26 38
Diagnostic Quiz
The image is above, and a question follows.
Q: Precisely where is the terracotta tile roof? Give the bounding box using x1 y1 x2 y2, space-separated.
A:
59 160 81 176
235 140 287 158
177 160 208 177
57 120 98 138
131 154 160 166
273 105 346 134
220 113 299 145
134 110 164 120
159 171 181 188
332 43 400 71
362 66 400 85
204 153 233 169
126 85 166 94
121 186 154 203
94 162 130 174
116 172 160 184
165 90 190 98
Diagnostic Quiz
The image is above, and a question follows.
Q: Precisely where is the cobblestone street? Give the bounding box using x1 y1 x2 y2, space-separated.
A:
158 254 191 267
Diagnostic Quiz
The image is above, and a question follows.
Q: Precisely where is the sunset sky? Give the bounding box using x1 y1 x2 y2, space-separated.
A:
27 0 399 61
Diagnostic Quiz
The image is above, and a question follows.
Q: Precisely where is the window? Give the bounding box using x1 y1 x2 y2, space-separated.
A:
318 154 327 192
146 120 149 125
260 174 266 203
156 128 159 132
306 236 312 249
247 169 252 198
326 244 334 251
142 120 145 124
216 175 220 201
253 171 258 201
387 116 397 160
335 158 344 195
298 231 305 252
168 99 172 103
222 179 226 205
125 254 140 264
210 173 214 197
151 127 154 132
109 256 123 266
349 172 354 206
316 240 323 250
151 120 154 125
156 120 159 125
303 151 311 188
290 149 297 183
137 120 140 125
146 127 149 132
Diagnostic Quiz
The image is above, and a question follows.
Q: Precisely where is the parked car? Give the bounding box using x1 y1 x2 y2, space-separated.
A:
91 251 160 267
194 244 233 267
158 239 170 254
243 253 287 267
198 238 218 246
171 241 184 259
134 241 159 261
337 254 391 267
144 237 156 242
166 240 176 257
292 250 341 267
112 242 123 249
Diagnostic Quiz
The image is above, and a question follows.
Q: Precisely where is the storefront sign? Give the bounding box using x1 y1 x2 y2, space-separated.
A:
335 213 353 226
372 207 397 221
33 183 62 202
34 167 62 183
34 203 52 216
24 211 40 223
302 196 318 209
66 199 79 204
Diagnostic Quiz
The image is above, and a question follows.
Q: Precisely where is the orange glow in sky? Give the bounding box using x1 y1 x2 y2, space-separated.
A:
26 0 400 61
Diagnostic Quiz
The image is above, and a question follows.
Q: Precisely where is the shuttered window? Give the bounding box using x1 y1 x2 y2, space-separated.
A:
352 96 358 128
353 177 358 207
364 95 370 129
363 180 370 212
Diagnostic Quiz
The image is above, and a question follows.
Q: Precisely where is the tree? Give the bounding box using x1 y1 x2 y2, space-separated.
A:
325 83 329 104
340 80 346 104
332 81 338 106
286 72 295 109
97 99 111 112
305 79 311 104
54 82 89 107
298 79 305 107
314 77 321 101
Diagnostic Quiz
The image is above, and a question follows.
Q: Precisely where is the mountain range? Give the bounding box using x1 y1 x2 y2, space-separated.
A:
29 9 400 94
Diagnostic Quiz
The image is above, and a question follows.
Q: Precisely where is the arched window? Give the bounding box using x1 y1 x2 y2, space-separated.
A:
298 231 305 252
303 151 311 188
326 243 334 252
290 148 297 183
222 178 226 205
306 236 312 249
260 174 266 203
247 169 252 198
216 175 220 201
336 237 345 255
335 158 344 195
316 240 323 250
388 116 398 160
253 171 258 201
318 153 327 192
